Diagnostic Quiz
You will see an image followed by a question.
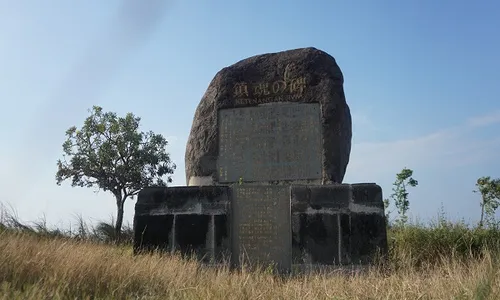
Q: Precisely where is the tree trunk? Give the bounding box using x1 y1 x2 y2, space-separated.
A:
115 195 125 241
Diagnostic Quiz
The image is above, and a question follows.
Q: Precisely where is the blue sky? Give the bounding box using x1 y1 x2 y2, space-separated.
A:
1 1 499 228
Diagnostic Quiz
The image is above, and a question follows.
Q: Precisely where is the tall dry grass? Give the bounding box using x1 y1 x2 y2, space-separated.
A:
0 229 499 300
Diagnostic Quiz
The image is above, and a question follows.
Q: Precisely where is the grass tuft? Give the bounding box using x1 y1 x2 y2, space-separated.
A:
1 205 500 299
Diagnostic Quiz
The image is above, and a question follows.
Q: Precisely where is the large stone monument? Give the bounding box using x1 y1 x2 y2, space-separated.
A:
185 47 351 186
134 47 387 273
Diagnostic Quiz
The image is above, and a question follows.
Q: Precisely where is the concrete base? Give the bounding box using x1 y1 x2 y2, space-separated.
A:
133 183 388 269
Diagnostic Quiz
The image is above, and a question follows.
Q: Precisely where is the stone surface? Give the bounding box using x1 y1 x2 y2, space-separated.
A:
294 213 340 264
291 184 350 211
133 214 174 253
351 183 384 208
289 184 387 265
230 186 292 272
133 186 231 261
217 103 322 183
134 184 388 268
350 214 388 264
134 186 231 216
185 47 352 185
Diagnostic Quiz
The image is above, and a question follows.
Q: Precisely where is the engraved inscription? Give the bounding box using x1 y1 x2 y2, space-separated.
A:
233 75 306 105
231 186 291 270
217 103 322 183
235 94 303 106
233 77 306 98
233 82 249 97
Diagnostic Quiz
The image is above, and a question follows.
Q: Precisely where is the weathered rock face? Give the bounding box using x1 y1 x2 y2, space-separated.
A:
185 47 352 185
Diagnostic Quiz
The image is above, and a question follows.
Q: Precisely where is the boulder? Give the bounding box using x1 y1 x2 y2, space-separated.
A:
185 47 352 185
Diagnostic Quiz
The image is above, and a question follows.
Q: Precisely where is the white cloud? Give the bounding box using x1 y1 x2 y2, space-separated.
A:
467 110 500 128
345 111 500 181
343 111 500 224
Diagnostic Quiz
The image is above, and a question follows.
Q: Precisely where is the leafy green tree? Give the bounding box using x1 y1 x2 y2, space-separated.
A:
56 106 176 237
384 167 418 226
474 176 500 228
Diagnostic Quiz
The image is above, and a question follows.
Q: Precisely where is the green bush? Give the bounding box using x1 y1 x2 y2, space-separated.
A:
387 221 500 268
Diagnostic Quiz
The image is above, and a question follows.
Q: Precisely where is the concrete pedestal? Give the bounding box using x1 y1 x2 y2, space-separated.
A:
133 183 388 271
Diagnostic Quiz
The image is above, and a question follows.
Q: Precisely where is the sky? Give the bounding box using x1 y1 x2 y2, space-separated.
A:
0 0 499 229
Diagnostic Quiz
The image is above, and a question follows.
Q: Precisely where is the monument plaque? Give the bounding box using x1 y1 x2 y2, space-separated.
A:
231 186 292 272
217 103 322 183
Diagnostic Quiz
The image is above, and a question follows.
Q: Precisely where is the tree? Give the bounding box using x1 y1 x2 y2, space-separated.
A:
384 167 418 226
474 176 500 228
56 106 176 237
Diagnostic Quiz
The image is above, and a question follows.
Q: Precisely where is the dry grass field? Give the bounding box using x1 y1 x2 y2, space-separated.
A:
1 226 499 300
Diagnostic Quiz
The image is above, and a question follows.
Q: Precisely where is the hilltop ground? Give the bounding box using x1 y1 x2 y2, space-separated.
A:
1 213 499 300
